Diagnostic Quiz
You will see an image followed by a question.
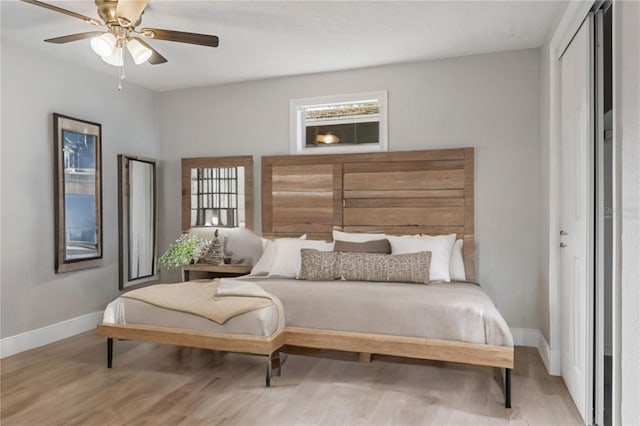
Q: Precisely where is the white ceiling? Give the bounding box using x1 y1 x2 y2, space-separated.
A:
1 1 566 92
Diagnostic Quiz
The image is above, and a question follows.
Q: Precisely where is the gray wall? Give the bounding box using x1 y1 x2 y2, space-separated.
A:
617 1 640 423
0 41 160 338
158 49 542 330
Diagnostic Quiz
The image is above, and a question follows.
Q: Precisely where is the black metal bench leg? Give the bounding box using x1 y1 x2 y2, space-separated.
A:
504 368 511 408
265 355 272 387
107 338 113 369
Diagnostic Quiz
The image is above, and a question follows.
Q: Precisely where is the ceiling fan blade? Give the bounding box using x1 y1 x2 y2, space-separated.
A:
21 0 102 26
134 38 168 65
45 31 106 44
115 0 149 27
139 28 219 47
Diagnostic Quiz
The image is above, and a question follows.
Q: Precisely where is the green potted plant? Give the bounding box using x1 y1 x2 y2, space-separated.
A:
158 234 210 270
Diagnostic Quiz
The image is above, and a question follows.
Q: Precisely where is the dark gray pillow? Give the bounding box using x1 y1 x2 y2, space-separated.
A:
340 251 431 284
333 239 391 254
298 249 341 280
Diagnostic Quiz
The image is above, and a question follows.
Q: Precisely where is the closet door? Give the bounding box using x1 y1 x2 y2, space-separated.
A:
558 15 594 424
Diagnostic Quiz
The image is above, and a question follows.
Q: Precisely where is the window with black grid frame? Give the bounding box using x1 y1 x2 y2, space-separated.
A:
190 167 240 227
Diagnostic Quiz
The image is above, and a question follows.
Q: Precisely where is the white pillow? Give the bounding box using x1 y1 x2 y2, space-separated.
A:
450 239 466 281
221 228 263 265
249 239 275 276
387 234 456 282
250 235 307 276
332 230 386 243
269 239 334 278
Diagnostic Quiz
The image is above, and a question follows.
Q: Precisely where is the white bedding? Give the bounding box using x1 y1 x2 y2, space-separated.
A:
102 278 512 347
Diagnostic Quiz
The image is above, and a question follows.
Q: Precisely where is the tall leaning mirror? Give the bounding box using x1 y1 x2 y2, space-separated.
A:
181 156 254 232
118 155 159 289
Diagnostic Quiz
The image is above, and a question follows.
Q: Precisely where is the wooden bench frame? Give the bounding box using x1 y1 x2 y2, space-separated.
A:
96 323 513 407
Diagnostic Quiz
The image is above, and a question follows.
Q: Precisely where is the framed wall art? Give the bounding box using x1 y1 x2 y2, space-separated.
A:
53 113 103 273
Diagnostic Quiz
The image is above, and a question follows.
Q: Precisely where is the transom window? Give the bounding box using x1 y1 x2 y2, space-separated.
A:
290 91 388 154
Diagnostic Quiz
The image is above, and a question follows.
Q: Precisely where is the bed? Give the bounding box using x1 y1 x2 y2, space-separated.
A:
97 147 515 407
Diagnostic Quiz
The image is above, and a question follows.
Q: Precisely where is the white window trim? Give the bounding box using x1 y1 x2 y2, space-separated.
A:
289 90 388 155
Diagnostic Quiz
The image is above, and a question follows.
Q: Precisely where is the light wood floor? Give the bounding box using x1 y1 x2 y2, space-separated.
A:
1 331 581 425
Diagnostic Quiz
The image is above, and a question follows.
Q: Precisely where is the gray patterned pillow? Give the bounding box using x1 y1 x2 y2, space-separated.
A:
298 249 341 280
340 251 431 284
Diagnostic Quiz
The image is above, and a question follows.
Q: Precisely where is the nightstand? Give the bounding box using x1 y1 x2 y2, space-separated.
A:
181 264 252 282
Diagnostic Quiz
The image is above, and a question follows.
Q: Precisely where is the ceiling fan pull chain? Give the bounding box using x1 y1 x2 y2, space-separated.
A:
117 52 126 91
118 65 124 91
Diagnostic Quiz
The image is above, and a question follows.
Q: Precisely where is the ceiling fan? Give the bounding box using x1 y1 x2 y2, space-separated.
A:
22 0 219 67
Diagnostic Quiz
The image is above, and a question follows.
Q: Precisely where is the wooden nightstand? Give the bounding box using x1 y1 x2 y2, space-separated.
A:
181 264 252 282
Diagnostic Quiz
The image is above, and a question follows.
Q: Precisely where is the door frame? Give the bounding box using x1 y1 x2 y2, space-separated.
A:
546 1 621 425
546 1 594 377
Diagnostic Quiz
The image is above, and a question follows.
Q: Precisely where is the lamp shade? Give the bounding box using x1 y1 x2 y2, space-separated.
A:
101 46 124 67
90 32 116 57
127 39 152 65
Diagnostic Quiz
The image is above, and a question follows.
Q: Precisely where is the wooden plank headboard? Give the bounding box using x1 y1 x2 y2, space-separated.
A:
262 148 475 279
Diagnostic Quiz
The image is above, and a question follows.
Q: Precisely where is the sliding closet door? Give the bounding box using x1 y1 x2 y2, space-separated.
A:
558 14 594 424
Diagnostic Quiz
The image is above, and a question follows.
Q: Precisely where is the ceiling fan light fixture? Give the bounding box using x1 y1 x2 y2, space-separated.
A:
101 46 124 67
127 39 152 64
90 32 116 57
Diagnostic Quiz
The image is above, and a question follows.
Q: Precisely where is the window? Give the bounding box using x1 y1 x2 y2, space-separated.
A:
190 166 244 227
181 156 253 232
290 91 388 154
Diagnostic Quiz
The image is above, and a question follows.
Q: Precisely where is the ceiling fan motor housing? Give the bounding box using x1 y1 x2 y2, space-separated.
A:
95 0 142 28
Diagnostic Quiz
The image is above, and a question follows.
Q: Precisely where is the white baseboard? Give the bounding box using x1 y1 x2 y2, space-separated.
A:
510 327 561 376
537 333 561 376
0 311 103 359
510 327 541 347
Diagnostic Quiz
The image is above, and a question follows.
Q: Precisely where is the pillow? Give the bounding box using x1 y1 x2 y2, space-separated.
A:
249 235 307 276
298 249 341 280
249 239 275 276
268 239 334 278
333 239 391 254
340 251 431 284
450 239 466 281
332 230 386 243
387 234 456 282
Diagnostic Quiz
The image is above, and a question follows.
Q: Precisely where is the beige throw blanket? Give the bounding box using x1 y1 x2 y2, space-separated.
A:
121 279 274 324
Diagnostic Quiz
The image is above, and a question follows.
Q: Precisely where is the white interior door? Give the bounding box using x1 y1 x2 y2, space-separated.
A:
559 15 594 424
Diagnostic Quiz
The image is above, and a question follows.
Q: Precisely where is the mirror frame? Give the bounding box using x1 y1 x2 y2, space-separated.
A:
181 156 254 232
53 113 103 273
118 155 159 289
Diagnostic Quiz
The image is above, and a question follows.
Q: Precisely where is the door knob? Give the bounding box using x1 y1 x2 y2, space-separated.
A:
560 242 567 248
560 230 568 236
